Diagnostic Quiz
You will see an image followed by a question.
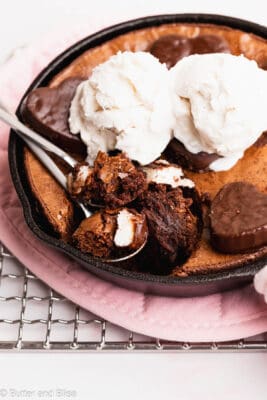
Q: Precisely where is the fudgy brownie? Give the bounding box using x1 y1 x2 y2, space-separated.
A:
73 208 147 258
68 152 147 208
73 210 116 257
69 153 200 267
137 184 201 274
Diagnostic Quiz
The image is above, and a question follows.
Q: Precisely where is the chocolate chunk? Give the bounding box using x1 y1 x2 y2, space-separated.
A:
165 138 220 172
210 182 267 253
69 152 147 208
150 34 230 68
138 184 202 274
21 77 87 156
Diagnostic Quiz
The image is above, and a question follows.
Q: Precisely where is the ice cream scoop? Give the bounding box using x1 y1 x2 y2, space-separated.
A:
69 51 174 165
171 53 267 171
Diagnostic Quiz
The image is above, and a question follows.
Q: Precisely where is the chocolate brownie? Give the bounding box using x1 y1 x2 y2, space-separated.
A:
68 152 147 208
73 210 116 257
73 208 148 258
138 184 201 274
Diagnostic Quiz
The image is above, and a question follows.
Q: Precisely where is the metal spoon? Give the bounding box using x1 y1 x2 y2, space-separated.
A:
0 104 147 262
0 105 104 209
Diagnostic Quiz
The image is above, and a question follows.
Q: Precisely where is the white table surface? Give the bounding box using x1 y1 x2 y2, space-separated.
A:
1 0 267 399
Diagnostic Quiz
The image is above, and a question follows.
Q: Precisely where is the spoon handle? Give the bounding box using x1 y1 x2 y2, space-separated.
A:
26 140 92 217
0 101 68 188
27 139 92 217
0 106 77 168
0 101 92 218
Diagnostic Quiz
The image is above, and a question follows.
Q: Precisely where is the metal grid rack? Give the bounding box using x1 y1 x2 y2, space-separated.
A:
1 241 267 351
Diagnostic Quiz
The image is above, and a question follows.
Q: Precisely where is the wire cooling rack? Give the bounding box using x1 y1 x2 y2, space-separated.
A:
1 241 267 351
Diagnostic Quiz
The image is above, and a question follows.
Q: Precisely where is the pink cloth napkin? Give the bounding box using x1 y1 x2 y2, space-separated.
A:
1 23 267 342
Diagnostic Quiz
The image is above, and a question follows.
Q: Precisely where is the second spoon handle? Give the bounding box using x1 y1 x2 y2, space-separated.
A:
0 106 77 168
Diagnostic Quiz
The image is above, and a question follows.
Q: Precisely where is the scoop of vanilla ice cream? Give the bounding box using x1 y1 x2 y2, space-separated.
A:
69 81 117 164
69 51 174 165
171 53 267 171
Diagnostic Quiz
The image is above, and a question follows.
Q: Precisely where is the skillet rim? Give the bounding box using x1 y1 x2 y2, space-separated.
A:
8 13 267 292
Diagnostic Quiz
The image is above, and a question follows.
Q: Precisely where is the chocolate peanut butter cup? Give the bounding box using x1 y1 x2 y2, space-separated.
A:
210 182 267 253
165 139 220 172
21 77 86 156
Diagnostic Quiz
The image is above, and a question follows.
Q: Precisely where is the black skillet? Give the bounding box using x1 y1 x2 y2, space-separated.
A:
8 14 267 297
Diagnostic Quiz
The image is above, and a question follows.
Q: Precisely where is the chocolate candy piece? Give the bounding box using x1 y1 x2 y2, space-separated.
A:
165 138 220 172
210 182 267 253
191 35 230 55
150 34 230 68
150 35 192 69
21 77 87 156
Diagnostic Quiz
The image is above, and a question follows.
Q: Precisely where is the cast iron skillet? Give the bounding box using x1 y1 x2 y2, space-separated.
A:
8 14 267 297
